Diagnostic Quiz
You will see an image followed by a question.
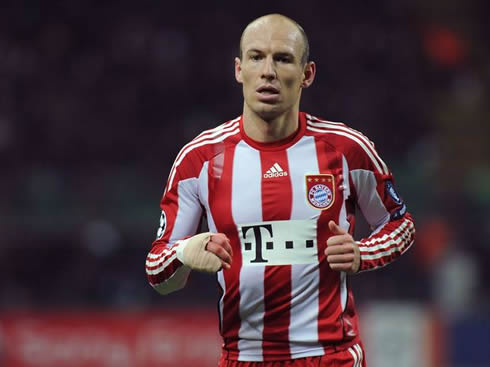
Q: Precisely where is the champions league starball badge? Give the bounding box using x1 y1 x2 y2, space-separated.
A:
305 174 335 210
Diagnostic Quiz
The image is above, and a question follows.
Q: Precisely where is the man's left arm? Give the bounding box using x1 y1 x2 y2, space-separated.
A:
349 160 415 272
326 140 415 273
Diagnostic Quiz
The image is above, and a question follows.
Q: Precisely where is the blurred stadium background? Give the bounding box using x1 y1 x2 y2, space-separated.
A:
1 0 489 366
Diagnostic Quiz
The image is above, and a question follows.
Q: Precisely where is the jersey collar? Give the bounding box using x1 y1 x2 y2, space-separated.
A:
239 112 307 151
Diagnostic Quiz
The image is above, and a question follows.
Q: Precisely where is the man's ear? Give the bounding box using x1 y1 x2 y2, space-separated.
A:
301 61 316 88
235 57 243 84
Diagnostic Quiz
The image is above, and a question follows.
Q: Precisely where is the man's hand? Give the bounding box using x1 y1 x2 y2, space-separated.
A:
206 233 233 270
177 232 233 273
325 220 360 274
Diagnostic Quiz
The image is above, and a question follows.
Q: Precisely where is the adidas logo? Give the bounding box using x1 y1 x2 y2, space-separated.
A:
263 163 288 178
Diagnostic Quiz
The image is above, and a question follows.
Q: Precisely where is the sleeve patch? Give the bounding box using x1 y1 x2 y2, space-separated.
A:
385 180 403 205
155 210 167 240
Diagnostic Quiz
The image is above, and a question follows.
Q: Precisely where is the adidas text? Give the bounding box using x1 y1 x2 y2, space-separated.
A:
263 171 288 178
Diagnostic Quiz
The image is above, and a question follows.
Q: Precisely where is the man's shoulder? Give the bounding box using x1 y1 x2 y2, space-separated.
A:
304 113 375 154
304 113 388 173
192 116 241 144
177 116 242 160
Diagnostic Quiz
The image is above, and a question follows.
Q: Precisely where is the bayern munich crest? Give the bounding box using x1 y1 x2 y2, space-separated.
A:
305 174 335 210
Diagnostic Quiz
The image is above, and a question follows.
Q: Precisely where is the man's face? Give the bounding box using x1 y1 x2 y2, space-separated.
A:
235 19 314 120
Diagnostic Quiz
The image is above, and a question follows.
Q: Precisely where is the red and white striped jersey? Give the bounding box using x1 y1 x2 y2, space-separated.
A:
145 112 415 362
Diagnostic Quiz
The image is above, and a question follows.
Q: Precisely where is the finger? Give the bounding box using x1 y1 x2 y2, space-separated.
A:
325 244 355 256
327 253 355 264
206 241 232 266
211 233 233 257
220 259 231 270
326 233 353 247
328 220 348 235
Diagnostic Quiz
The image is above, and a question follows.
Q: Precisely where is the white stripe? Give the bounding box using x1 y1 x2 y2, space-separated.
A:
360 224 414 257
307 118 389 175
359 219 412 248
231 141 265 361
306 123 386 175
308 115 373 143
166 127 240 193
350 169 390 230
306 114 344 125
359 219 413 250
340 271 348 311
273 163 283 172
338 155 350 311
354 344 363 366
198 161 218 233
289 264 322 354
217 270 225 332
147 251 168 259
168 178 203 244
287 137 324 354
361 229 415 260
194 116 240 140
270 166 278 173
146 240 183 264
341 155 351 198
145 251 173 267
348 347 359 367
363 239 415 261
146 252 178 275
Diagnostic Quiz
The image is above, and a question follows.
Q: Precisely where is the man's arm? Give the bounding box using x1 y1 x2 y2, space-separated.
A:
353 172 415 272
325 134 415 273
348 152 415 271
145 152 232 295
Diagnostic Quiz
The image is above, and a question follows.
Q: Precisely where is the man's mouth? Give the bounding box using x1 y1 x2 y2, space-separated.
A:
257 85 279 95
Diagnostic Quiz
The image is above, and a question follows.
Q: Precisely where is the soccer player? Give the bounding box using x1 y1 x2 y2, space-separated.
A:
145 14 415 367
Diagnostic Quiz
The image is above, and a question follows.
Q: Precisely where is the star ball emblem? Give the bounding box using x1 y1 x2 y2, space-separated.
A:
305 174 335 210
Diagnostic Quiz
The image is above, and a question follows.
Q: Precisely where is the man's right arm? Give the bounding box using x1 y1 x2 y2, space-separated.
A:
145 152 232 295
145 165 203 295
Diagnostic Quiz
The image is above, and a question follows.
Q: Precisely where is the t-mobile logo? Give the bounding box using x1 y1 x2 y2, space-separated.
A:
238 220 318 266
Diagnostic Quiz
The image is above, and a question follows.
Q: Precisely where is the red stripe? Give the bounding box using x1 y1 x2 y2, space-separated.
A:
313 137 346 347
158 189 179 244
146 181 182 285
207 143 242 353
259 150 292 360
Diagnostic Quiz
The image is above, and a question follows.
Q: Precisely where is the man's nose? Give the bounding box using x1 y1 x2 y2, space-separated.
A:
261 56 276 80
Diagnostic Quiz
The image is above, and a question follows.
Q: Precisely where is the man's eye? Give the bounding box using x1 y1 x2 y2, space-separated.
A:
277 56 291 63
250 55 262 61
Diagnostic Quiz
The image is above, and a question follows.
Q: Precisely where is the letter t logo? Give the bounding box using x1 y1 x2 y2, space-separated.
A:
241 224 273 263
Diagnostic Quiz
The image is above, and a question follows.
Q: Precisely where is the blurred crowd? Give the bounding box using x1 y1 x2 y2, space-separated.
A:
0 0 489 317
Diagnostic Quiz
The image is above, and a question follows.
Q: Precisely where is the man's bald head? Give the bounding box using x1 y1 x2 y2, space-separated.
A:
239 14 310 65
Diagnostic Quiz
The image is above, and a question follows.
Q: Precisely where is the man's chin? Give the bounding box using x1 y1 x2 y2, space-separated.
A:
255 104 283 121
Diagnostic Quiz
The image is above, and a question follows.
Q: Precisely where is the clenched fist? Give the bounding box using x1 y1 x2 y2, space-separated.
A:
325 220 360 274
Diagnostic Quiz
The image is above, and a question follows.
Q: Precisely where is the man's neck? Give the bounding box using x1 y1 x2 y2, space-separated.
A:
242 105 299 143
